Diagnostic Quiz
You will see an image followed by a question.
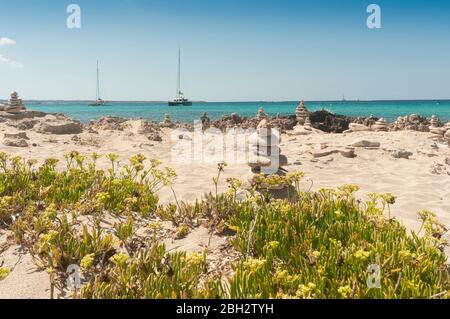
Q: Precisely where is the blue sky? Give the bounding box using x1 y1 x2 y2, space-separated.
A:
0 0 449 101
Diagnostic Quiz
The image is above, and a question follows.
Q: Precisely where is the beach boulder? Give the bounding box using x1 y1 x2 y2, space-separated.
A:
391 149 413 159
8 119 39 130
4 132 29 140
3 139 28 147
348 123 371 132
36 121 83 135
350 138 380 148
309 110 353 133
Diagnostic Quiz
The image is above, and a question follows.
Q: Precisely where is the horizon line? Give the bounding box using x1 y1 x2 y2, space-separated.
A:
11 98 450 103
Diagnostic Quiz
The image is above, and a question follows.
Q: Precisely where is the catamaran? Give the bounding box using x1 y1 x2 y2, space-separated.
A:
89 60 109 106
168 49 192 106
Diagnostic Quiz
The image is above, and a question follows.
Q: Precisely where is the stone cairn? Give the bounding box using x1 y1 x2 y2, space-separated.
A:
430 115 440 128
371 118 389 132
429 115 446 140
247 119 290 197
295 100 310 126
304 117 312 128
160 113 174 128
1 92 26 114
289 100 312 135
443 121 450 146
256 107 268 121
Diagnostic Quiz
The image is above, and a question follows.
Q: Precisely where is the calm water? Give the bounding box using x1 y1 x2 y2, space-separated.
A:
26 100 450 124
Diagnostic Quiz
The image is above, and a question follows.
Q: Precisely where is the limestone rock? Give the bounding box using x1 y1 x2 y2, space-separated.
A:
445 158 450 166
248 156 272 168
147 132 162 142
348 123 371 132
4 132 29 140
36 121 83 135
391 149 413 159
312 150 336 158
9 119 39 130
338 147 356 158
3 139 28 147
350 138 380 148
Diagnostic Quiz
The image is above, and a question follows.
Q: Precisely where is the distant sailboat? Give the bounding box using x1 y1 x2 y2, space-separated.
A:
168 49 192 106
89 60 109 106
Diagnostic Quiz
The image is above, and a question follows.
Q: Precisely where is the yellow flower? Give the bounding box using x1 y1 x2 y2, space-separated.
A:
185 252 204 267
242 258 266 274
268 241 280 250
39 230 59 246
0 268 10 281
296 284 312 298
109 253 129 266
80 254 95 271
338 285 352 298
312 251 321 258
43 204 57 221
148 221 163 230
354 249 370 261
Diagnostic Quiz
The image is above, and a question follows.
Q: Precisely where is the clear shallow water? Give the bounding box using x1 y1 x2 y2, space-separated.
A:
26 100 450 124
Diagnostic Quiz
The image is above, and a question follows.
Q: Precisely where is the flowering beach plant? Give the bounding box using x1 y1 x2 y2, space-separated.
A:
0 152 448 299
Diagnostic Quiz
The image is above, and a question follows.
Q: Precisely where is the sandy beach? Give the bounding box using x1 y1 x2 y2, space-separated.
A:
0 108 449 298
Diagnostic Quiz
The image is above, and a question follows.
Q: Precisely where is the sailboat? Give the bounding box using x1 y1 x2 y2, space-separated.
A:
89 60 109 106
168 49 192 106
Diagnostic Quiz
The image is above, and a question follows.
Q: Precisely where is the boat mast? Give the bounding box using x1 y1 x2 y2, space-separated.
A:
96 60 100 102
177 49 181 98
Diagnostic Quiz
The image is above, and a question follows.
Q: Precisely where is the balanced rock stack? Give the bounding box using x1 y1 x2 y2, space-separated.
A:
430 115 440 128
295 100 310 126
371 118 389 132
256 107 268 121
304 117 312 128
3 92 26 114
247 119 289 196
428 115 446 140
288 101 312 135
160 113 174 128
444 121 450 145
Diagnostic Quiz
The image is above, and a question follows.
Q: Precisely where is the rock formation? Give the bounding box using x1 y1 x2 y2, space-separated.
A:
429 115 440 128
246 119 290 198
256 107 268 121
295 100 309 126
36 120 83 135
391 114 429 132
160 113 174 128
3 131 29 148
350 138 380 148
309 110 353 133
3 92 26 114
372 118 389 132
346 123 372 133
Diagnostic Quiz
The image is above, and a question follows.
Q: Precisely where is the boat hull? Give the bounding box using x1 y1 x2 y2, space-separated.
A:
168 101 192 106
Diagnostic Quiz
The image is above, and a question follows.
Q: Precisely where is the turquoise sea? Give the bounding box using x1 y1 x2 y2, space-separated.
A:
26 100 450 124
